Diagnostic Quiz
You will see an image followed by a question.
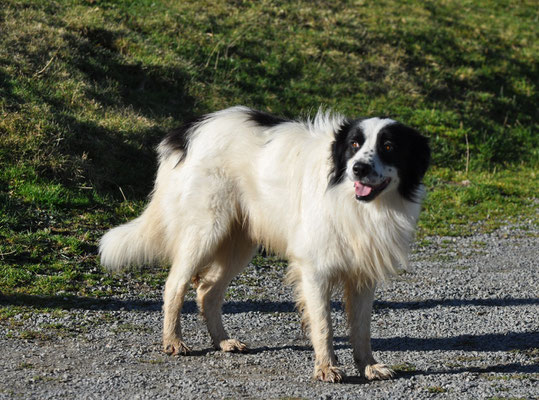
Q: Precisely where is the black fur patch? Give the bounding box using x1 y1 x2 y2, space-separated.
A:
161 115 209 158
246 109 290 128
377 123 431 202
329 119 365 186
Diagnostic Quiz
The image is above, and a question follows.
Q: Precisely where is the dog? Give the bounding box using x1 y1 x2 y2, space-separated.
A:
99 106 430 382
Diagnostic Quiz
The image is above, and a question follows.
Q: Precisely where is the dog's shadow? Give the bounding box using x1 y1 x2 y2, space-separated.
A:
183 343 539 384
3 293 537 380
339 361 539 384
203 333 538 384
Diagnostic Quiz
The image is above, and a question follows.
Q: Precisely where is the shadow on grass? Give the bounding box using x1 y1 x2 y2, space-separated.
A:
4 27 199 202
65 27 196 121
0 26 201 239
406 27 536 167
0 70 23 111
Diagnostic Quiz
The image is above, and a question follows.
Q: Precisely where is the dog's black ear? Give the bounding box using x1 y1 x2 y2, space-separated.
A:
411 131 431 181
401 127 431 202
329 119 355 186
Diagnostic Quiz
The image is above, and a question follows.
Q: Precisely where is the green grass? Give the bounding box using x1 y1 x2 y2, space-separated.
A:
427 386 446 393
16 362 34 370
0 0 537 297
391 362 417 372
420 167 537 236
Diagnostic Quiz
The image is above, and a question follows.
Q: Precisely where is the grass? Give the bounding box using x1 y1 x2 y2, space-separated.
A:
427 386 446 393
16 362 34 370
391 362 417 372
482 374 536 381
421 167 537 236
0 0 537 297
488 397 527 400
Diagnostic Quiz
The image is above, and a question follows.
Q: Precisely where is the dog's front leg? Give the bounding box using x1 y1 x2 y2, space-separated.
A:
344 282 394 380
299 272 342 383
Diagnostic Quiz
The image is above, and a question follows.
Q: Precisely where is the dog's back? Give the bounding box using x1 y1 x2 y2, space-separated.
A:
100 106 344 270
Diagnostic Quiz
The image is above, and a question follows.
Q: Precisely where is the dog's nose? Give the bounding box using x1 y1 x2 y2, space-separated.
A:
353 162 372 178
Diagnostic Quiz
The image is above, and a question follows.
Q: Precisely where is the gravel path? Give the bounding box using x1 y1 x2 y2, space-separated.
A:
1 222 538 399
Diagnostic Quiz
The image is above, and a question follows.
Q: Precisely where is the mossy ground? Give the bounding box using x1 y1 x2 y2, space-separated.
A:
1 0 537 297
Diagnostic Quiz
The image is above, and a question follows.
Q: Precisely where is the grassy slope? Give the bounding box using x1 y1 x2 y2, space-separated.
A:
0 0 537 298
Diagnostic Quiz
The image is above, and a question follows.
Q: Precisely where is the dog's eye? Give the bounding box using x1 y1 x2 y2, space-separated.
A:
383 142 393 152
351 141 360 149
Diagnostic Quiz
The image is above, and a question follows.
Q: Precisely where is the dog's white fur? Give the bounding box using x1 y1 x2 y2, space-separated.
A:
100 106 424 382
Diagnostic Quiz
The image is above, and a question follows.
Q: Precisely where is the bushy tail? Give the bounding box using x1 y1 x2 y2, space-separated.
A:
99 202 164 273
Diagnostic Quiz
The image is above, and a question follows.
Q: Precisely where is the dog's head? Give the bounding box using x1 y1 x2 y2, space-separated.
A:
330 117 430 202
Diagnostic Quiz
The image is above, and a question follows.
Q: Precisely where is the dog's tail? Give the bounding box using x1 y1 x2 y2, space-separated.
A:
99 198 165 273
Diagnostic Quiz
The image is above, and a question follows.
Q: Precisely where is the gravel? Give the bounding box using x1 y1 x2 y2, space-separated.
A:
1 222 538 399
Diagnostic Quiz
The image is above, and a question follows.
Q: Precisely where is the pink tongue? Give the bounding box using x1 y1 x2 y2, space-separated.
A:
355 182 372 197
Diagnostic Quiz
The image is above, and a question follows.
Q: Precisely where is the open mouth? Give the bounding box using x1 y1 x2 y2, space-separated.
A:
354 178 391 202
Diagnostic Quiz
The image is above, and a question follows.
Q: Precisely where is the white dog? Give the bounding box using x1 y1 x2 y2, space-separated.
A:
99 106 430 382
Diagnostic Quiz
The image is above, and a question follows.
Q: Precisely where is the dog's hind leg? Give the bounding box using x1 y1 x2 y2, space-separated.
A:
162 175 242 356
196 227 256 352
162 219 233 355
162 261 192 355
344 281 394 380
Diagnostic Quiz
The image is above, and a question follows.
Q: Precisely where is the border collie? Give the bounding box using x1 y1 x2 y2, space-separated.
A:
99 106 430 382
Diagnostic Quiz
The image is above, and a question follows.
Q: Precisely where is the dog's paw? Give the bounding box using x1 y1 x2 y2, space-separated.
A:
364 363 394 380
163 339 191 356
219 339 248 353
314 364 344 383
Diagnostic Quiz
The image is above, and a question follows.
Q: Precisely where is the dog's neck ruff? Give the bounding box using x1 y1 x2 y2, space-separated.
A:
324 186 421 286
